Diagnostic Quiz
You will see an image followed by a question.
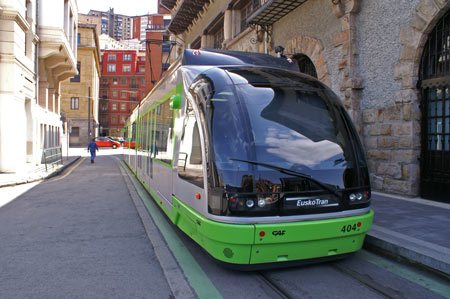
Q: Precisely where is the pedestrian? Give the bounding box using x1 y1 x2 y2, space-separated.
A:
87 138 99 164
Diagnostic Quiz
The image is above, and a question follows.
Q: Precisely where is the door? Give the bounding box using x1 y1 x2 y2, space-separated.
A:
419 11 450 202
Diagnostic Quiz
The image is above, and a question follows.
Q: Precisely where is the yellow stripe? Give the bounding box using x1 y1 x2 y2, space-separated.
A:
44 157 86 183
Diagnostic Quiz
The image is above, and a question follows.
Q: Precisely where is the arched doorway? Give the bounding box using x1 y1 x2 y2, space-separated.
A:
293 54 318 78
419 11 450 202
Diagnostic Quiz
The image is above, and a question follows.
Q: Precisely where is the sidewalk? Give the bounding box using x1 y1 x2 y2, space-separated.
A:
0 151 81 188
366 192 450 276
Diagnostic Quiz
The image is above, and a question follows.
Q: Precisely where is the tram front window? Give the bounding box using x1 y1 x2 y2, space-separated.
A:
204 68 369 216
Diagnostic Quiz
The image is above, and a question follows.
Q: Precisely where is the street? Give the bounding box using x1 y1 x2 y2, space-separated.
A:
0 149 448 299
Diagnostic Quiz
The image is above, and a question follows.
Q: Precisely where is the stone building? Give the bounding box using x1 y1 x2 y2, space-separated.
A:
0 0 78 173
161 0 450 202
60 23 101 146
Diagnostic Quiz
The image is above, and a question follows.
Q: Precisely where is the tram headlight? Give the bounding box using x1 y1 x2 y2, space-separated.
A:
348 190 371 205
246 199 255 208
257 198 266 208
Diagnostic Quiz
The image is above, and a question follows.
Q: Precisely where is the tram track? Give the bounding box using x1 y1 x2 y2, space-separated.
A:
256 272 294 299
331 263 404 299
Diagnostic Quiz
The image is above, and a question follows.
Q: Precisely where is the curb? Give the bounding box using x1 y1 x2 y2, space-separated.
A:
365 225 450 277
0 156 81 189
117 160 197 299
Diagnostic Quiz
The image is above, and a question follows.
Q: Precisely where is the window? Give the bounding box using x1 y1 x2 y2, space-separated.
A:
111 103 118 111
294 54 318 78
141 78 145 86
120 115 126 124
112 90 118 98
108 54 116 61
139 65 145 73
120 103 127 111
70 97 79 110
111 115 117 123
101 90 108 98
178 100 203 188
107 64 116 72
121 78 127 85
77 33 80 45
123 64 131 72
112 78 118 85
131 78 137 88
154 99 174 164
120 91 127 98
123 54 132 61
70 127 80 137
70 62 81 82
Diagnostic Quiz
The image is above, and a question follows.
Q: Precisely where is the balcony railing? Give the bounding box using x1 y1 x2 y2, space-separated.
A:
146 24 169 30
247 0 307 26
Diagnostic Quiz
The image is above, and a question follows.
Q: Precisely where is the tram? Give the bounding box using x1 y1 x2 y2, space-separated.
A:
123 49 374 269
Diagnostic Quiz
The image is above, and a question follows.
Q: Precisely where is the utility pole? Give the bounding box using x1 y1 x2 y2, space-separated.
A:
88 86 91 139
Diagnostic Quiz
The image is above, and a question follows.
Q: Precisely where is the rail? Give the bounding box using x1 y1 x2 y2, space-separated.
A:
42 146 63 172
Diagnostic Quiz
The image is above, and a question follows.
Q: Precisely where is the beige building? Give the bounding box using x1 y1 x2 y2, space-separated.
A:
0 0 78 173
60 23 101 146
78 13 102 38
162 0 450 202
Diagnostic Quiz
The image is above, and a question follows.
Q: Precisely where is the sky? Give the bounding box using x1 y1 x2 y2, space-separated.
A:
77 0 158 16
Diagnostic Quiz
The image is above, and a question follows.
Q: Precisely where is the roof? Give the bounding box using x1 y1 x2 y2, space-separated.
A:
181 49 299 72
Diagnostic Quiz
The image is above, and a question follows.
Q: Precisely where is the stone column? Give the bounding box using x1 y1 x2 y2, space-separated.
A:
332 0 363 134
201 30 208 48
224 6 233 43
38 81 49 109
48 88 55 113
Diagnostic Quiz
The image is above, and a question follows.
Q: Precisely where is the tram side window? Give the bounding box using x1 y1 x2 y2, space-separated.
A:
178 102 203 188
154 100 174 165
131 122 136 144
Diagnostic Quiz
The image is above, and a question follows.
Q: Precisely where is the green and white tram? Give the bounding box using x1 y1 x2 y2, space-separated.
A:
123 49 373 269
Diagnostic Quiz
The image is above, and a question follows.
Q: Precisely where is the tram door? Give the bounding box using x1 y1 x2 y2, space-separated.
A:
419 12 450 202
153 100 174 206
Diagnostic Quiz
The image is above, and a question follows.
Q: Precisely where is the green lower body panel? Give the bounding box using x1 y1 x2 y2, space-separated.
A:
172 196 374 266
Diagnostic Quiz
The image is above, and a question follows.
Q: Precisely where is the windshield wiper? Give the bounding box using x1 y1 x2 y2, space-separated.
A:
229 158 341 198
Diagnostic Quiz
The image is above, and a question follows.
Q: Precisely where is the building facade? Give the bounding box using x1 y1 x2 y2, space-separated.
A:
99 50 146 137
162 0 450 202
132 14 170 41
60 23 101 146
78 13 102 38
0 0 78 173
88 8 132 41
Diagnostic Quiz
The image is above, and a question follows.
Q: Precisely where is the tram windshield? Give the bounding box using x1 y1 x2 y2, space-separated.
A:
200 67 369 216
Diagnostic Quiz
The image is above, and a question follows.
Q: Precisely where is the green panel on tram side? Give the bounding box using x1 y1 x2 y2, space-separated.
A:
171 196 254 264
171 196 254 244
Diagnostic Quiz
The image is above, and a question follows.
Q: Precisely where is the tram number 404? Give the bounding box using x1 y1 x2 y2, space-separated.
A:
340 222 361 233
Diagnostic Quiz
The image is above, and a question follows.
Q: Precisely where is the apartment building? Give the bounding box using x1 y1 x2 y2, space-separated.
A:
88 8 132 41
60 23 101 146
99 50 146 137
0 0 78 173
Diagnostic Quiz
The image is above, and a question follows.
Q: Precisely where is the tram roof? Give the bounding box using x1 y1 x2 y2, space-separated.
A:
181 49 299 73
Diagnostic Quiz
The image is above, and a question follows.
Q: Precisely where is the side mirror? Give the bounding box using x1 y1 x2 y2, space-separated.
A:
170 94 181 109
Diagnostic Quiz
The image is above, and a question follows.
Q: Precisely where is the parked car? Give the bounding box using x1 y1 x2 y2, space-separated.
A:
95 137 121 149
106 136 125 145
122 140 136 149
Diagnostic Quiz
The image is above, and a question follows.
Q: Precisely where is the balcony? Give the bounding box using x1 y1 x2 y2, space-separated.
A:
247 0 307 26
163 0 211 35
